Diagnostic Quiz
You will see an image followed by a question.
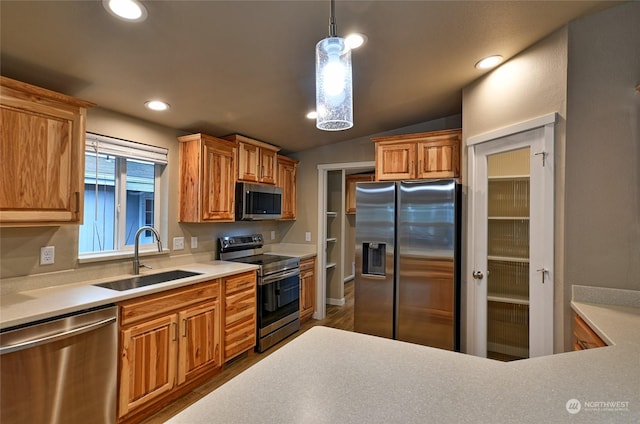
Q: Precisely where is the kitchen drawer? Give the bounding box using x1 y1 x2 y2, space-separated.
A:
300 258 315 272
225 271 257 295
573 314 606 350
120 280 220 326
224 318 256 360
225 290 256 324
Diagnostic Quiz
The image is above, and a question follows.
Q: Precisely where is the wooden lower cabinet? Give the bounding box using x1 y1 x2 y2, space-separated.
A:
119 315 177 416
117 280 222 422
223 271 257 362
573 314 607 350
300 257 316 322
178 302 221 384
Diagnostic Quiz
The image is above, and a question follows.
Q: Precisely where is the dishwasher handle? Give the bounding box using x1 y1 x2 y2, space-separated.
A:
0 316 116 355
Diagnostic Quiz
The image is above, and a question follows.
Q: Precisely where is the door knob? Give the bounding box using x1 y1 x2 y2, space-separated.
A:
472 270 484 280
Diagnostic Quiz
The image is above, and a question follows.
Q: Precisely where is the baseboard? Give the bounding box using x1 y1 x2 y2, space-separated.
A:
327 297 345 306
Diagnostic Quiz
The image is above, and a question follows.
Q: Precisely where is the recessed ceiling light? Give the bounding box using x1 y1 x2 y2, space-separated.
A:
103 0 147 22
345 33 366 50
475 55 504 70
145 100 169 111
306 111 318 119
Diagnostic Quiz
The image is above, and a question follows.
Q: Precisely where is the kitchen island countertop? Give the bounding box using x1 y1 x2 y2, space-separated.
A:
166 288 640 423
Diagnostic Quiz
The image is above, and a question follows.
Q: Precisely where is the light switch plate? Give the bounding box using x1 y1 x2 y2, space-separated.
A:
305 232 311 242
191 237 198 249
40 246 55 265
270 231 276 240
173 237 185 250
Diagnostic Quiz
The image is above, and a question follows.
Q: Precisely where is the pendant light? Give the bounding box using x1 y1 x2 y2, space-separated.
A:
315 0 353 131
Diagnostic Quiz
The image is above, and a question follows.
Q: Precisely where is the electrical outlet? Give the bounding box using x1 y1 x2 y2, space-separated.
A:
191 237 198 249
173 237 185 250
40 246 55 265
305 232 311 242
270 231 276 240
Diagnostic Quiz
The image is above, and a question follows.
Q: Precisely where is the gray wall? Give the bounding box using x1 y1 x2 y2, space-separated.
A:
563 2 640 342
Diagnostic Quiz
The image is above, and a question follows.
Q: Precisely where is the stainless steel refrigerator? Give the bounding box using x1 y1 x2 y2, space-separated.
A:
354 179 461 351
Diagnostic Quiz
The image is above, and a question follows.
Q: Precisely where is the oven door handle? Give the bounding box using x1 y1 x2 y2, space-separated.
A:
260 269 300 285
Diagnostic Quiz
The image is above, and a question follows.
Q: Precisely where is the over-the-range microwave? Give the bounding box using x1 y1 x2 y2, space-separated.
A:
235 182 283 220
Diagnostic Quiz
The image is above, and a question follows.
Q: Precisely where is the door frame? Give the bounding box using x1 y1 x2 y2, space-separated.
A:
466 112 557 357
316 161 375 320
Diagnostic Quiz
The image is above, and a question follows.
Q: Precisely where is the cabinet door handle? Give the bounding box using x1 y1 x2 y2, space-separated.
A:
74 191 80 213
182 319 188 338
172 322 177 341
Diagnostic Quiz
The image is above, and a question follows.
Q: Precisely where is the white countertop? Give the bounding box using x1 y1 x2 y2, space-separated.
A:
167 288 640 423
0 261 258 329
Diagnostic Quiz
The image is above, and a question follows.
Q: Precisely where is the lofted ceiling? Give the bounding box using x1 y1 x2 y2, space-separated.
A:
0 1 617 154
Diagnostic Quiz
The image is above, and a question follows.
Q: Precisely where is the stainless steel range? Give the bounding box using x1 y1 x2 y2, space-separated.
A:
219 234 300 352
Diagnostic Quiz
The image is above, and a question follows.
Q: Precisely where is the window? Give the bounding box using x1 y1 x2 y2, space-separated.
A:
79 133 168 256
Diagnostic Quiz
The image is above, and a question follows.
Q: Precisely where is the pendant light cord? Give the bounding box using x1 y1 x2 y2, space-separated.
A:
329 0 337 37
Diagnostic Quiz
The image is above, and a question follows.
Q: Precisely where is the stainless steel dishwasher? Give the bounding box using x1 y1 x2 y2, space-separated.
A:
1 304 118 424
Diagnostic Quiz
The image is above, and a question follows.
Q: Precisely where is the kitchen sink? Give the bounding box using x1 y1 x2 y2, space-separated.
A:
93 270 203 291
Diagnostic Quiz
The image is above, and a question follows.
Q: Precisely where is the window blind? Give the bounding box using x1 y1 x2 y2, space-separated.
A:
85 132 168 165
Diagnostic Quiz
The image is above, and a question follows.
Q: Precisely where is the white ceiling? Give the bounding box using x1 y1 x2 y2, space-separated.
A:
0 1 617 154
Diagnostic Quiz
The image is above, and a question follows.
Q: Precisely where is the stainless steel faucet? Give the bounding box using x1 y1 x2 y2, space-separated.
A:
133 226 163 274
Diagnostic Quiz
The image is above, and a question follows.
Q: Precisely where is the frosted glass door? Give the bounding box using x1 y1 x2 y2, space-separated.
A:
470 125 554 360
486 148 531 360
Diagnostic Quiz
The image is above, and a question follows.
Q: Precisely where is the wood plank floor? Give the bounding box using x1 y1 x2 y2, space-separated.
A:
141 280 354 423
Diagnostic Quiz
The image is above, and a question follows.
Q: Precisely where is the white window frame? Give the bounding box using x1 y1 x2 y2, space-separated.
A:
78 133 168 263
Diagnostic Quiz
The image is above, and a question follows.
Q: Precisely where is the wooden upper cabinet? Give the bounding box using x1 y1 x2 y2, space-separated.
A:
178 133 237 222
0 76 94 226
277 155 298 220
372 129 461 181
222 134 280 185
345 174 375 214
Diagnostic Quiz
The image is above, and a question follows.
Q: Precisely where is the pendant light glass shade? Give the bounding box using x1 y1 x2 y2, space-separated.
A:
315 37 353 131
